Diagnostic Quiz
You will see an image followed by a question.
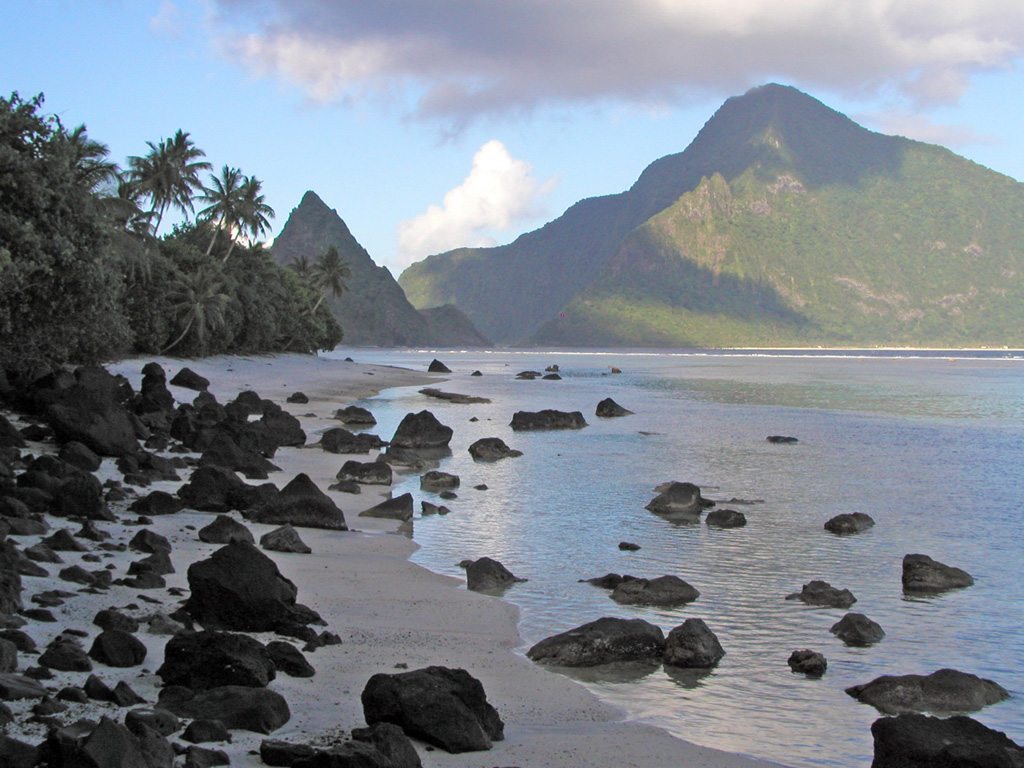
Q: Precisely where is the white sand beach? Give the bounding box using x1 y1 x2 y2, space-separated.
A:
5 353 786 767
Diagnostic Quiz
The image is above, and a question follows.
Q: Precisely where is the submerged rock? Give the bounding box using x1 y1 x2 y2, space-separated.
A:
467 437 522 461
509 410 587 430
788 650 827 677
610 575 700 607
645 481 711 517
705 509 746 528
831 613 885 646
824 512 875 535
785 580 856 609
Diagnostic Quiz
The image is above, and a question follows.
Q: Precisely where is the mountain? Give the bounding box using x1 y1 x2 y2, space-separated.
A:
271 191 489 347
399 84 1024 347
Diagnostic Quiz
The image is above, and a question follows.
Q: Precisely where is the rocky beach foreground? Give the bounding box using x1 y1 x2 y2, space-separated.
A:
0 353 792 768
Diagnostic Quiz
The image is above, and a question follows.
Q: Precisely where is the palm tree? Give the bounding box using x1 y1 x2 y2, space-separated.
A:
57 124 119 191
287 254 315 283
309 245 351 313
196 165 245 255
127 130 211 236
221 175 274 263
160 267 230 354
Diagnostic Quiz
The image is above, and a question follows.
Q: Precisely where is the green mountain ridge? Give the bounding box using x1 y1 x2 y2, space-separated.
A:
271 191 489 347
399 84 1024 347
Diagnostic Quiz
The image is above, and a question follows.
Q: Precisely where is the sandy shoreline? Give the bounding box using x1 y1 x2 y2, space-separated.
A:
4 352 785 767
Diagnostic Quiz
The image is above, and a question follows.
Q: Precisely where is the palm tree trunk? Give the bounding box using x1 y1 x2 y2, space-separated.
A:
205 227 220 256
221 237 238 263
160 316 194 355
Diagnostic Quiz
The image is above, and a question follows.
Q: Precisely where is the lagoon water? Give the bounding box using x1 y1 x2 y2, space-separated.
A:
324 348 1024 767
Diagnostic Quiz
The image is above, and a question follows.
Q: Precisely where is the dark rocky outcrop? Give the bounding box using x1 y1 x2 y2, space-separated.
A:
336 460 392 486
94 608 141 633
158 685 290 734
334 405 377 426
177 466 250 513
610 575 700 607
198 514 256 545
88 629 147 667
766 435 799 443
645 481 712 518
662 618 725 668
131 490 185 516
788 650 827 677
286 392 308 404
361 666 504 753
389 411 453 450
0 672 48 700
247 473 348 530
39 635 93 672
158 631 276 689
419 388 490 404
39 716 159 768
527 617 666 667
902 554 974 593
595 398 633 417
170 368 210 391
509 410 587 431
427 359 452 373
871 713 1024 767
465 557 526 592
467 437 522 461
199 433 279 479
43 367 139 457
266 641 315 678
260 525 312 554
705 509 747 528
420 471 459 491
581 573 639 590
184 541 318 632
824 512 875 534
359 493 414 522
785 580 856 608
319 428 387 455
831 613 885 646
846 668 1010 714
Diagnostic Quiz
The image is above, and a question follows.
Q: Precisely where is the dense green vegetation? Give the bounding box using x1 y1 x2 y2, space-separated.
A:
402 84 1024 348
0 93 342 371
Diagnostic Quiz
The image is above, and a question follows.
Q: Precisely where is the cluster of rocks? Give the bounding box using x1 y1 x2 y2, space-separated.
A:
644 481 745 528
527 616 725 670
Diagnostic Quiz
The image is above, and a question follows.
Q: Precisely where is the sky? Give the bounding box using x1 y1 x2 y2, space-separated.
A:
3 1 1024 277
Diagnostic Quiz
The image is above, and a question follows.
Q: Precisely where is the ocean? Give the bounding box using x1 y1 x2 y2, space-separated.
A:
323 347 1024 767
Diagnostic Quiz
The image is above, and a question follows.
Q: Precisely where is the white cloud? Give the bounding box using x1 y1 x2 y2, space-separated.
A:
150 1 184 37
395 140 557 269
208 0 1024 125
859 111 999 148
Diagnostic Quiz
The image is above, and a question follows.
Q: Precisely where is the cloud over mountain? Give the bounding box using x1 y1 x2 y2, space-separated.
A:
395 140 556 269
211 0 1024 125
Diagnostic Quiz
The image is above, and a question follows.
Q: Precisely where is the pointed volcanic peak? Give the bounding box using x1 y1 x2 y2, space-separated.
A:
398 83 907 345
531 95 1024 348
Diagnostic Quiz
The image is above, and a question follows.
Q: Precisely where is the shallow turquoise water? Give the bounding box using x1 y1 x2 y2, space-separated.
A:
325 348 1024 767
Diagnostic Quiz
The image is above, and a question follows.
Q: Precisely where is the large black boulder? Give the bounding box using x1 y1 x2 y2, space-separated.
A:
509 410 587 431
663 618 725 668
468 438 522 461
44 367 140 458
247 473 347 530
871 713 1024 767
359 493 414 522
785 580 856 608
39 716 153 768
334 405 377 426
169 367 210 391
320 428 387 454
610 575 700 607
824 512 875 534
88 629 147 668
595 398 633 417
336 460 392 486
184 541 314 632
389 411 453 450
831 613 885 646
645 481 711 518
198 514 256 545
158 631 276 689
465 557 525 592
902 553 974 593
158 685 290 734
526 617 665 667
847 668 1010 715
177 466 248 513
199 433 279 479
361 666 503 753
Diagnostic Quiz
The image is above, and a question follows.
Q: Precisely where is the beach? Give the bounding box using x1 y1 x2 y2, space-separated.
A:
2 353 785 767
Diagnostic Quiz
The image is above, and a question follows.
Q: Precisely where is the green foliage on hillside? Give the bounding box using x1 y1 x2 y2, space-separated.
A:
536 139 1024 347
0 93 341 370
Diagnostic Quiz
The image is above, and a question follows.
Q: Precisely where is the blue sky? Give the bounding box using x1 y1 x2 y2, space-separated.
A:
4 1 1023 276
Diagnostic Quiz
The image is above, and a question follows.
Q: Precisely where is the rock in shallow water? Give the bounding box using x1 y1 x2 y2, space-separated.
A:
831 612 885 646
465 557 526 592
902 553 973 593
824 512 875 534
846 668 1009 715
785 580 856 608
527 617 665 667
663 618 725 668
610 575 700 607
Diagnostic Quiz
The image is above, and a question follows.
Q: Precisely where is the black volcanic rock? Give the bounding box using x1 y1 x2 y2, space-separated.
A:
527 617 665 667
247 473 347 530
902 553 974 593
509 410 587 431
871 713 1024 767
847 668 1009 715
